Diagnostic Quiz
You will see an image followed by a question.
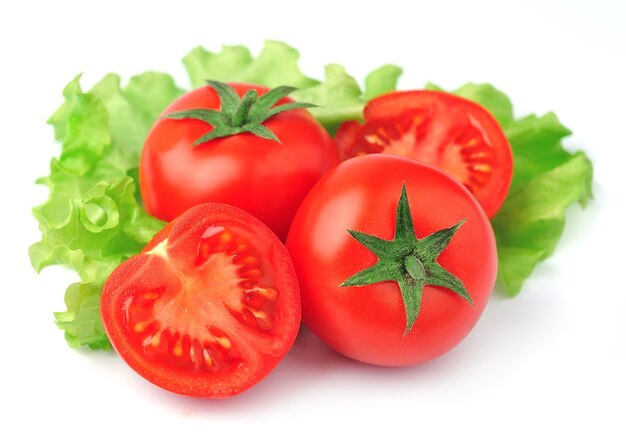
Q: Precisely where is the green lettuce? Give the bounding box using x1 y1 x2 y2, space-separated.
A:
30 73 180 348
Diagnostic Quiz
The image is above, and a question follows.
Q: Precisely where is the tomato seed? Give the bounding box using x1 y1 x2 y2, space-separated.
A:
214 336 232 349
202 348 213 368
150 333 161 347
255 287 278 300
252 310 274 331
470 164 492 173
133 320 152 333
173 338 183 357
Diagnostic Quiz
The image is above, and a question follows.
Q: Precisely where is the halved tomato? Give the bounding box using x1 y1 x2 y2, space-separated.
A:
100 203 301 398
335 90 513 218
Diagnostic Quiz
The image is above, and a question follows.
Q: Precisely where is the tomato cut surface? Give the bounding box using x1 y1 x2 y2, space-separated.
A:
101 203 300 398
335 90 513 218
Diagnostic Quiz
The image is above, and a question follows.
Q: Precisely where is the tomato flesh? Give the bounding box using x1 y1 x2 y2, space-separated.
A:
335 90 513 218
101 203 300 398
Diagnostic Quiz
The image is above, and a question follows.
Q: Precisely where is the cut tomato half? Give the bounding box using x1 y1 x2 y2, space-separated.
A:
100 203 301 398
335 90 513 218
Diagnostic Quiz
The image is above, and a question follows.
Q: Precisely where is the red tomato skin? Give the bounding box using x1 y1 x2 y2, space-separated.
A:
140 83 339 241
335 90 513 219
101 203 301 398
286 154 497 366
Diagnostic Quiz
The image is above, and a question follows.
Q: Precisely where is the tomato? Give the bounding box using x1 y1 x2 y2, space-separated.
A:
140 81 339 241
335 90 513 218
286 154 497 366
100 203 301 398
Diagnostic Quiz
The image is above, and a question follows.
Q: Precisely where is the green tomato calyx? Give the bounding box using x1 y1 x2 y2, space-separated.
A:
341 183 473 335
162 80 317 144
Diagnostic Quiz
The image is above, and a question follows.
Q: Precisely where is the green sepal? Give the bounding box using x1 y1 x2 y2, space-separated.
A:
398 279 424 335
205 79 240 114
162 108 228 127
162 80 316 144
341 184 473 335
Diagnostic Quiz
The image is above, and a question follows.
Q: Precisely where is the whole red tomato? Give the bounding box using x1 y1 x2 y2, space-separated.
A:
140 81 339 240
101 203 301 398
286 154 497 366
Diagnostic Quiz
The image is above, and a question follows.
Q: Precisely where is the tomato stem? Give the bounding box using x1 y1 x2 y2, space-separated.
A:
231 90 258 127
404 255 425 281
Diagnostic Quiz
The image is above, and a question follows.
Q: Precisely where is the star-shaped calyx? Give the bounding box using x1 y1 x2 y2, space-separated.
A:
341 184 474 335
162 80 316 144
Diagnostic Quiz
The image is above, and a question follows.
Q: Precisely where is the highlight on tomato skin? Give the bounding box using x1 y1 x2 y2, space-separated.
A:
334 90 513 218
100 203 301 398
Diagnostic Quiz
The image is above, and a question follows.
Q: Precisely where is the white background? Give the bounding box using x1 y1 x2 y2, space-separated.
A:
1 0 625 440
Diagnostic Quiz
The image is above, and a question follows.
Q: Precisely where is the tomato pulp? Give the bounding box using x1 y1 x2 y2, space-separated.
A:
335 90 513 218
101 203 301 398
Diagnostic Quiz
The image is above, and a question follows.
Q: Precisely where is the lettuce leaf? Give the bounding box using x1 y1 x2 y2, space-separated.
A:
441 83 594 295
182 41 402 135
30 73 178 348
183 41 319 90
